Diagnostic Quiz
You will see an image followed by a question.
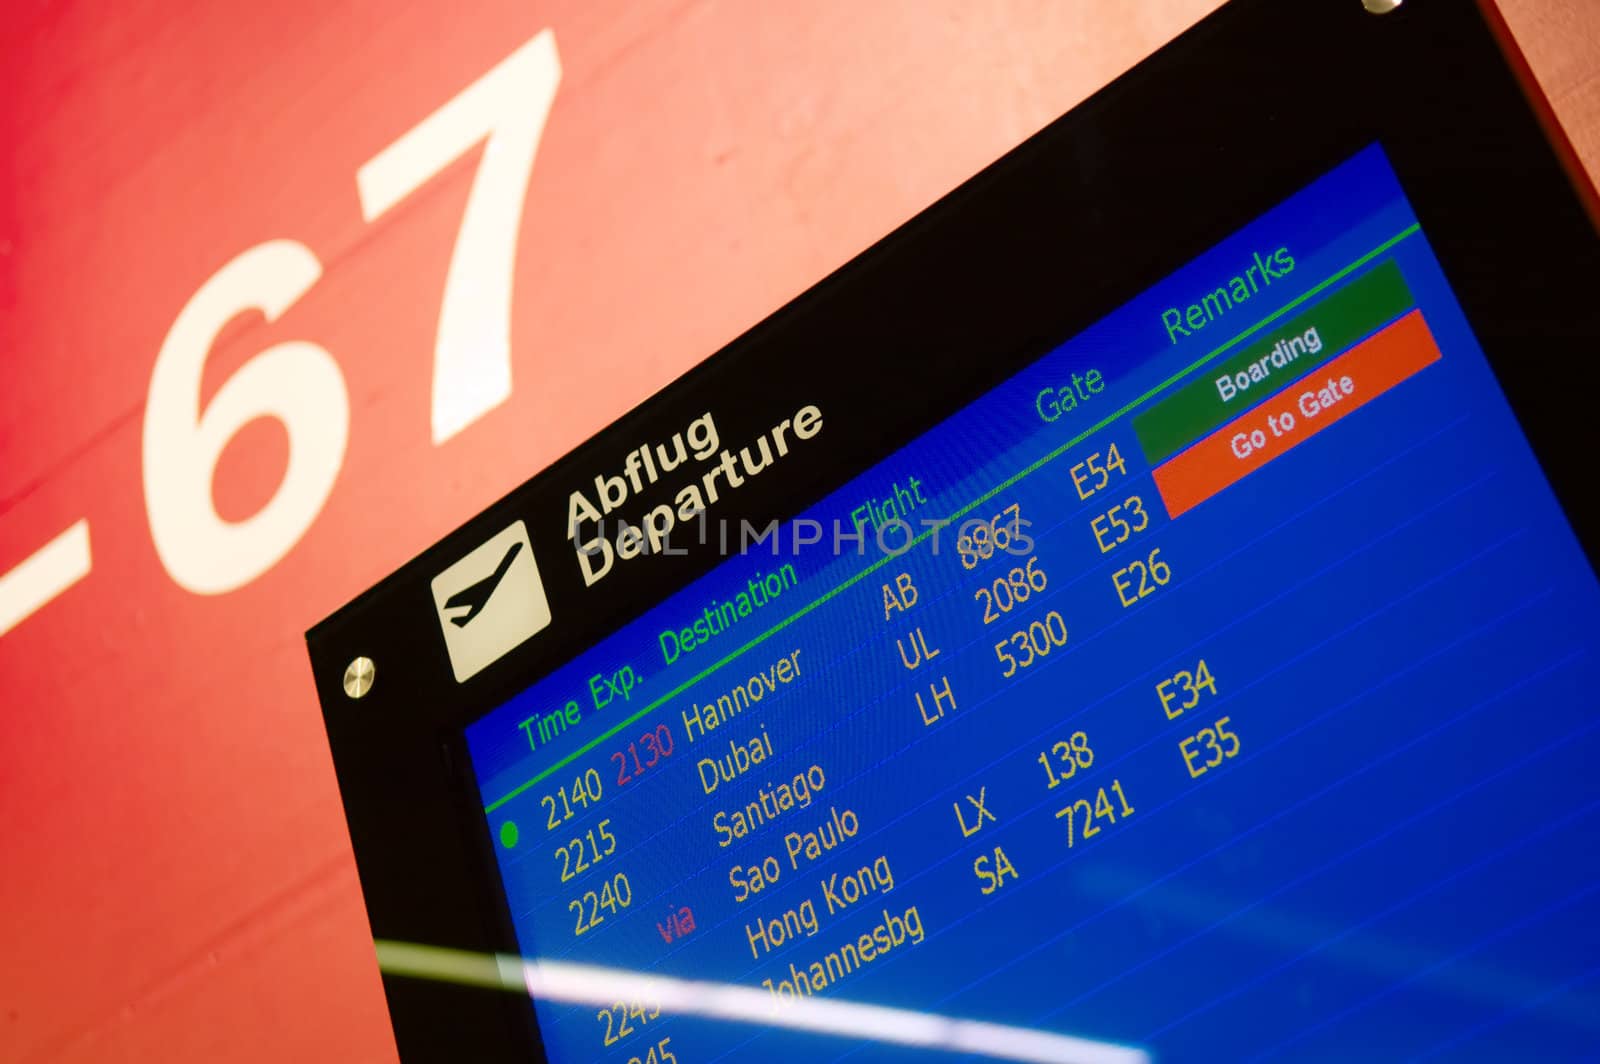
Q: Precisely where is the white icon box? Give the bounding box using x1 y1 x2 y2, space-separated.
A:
430 520 551 682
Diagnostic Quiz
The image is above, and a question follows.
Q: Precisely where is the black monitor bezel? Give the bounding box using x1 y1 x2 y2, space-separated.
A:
306 1 1600 1059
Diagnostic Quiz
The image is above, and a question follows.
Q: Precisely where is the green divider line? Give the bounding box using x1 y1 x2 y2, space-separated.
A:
482 221 1422 814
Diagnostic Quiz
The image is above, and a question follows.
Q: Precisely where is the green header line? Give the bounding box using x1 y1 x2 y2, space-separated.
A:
482 222 1421 814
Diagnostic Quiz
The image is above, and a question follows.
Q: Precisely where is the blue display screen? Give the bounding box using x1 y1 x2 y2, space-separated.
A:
465 145 1600 1063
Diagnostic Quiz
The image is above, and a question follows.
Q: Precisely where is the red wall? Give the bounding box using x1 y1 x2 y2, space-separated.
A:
3 2 1597 1059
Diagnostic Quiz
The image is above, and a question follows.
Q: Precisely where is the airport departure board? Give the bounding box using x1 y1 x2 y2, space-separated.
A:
457 145 1600 1062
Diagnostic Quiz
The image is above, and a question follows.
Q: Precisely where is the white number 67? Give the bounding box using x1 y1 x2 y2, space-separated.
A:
143 31 562 595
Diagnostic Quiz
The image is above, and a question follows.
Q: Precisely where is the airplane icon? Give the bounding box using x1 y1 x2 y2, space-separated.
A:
431 521 549 682
442 541 525 627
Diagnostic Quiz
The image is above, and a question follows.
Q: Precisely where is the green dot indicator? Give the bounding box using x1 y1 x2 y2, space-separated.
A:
499 821 519 849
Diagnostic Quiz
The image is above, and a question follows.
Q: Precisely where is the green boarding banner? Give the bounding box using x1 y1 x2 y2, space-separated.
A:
1132 259 1414 465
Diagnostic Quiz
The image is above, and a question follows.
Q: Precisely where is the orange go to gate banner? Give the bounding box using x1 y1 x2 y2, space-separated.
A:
1152 309 1443 519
